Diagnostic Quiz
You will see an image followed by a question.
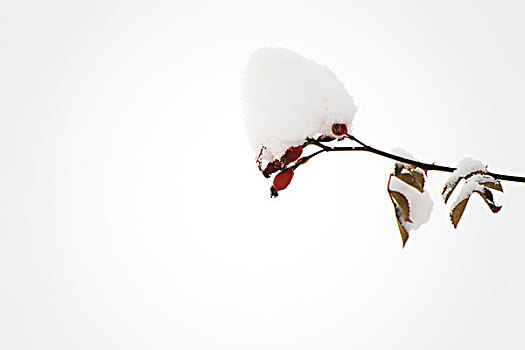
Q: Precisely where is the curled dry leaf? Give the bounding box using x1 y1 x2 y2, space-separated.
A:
388 189 412 247
443 178 462 204
443 158 493 204
474 174 503 193
476 188 502 213
447 173 503 228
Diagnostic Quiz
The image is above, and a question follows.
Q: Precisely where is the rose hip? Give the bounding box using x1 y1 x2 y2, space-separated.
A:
272 168 294 192
281 146 303 165
262 162 279 178
331 123 348 136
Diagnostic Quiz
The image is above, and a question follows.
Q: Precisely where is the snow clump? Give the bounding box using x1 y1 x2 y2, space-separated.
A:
389 177 433 231
450 174 487 209
388 148 433 232
446 158 487 187
442 157 487 201
242 47 357 162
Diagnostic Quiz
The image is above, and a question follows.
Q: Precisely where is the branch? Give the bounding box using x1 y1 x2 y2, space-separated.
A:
346 135 525 184
264 131 523 236
291 145 366 171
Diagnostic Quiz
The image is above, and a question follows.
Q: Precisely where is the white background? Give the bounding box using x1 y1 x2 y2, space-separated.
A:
1 0 525 349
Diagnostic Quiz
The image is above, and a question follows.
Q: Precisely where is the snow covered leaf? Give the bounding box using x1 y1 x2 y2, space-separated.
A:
447 172 503 228
390 191 411 223
442 158 488 204
388 173 433 247
442 172 500 204
476 175 503 192
390 148 426 192
387 149 433 247
442 179 461 204
449 188 501 228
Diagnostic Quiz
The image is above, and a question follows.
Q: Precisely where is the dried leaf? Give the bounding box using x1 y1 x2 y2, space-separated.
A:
475 188 502 213
388 171 420 247
442 179 461 204
442 172 502 204
396 171 425 193
482 181 503 192
477 177 503 192
388 165 429 247
390 191 411 223
396 220 409 248
464 170 487 179
451 197 470 228
412 171 425 190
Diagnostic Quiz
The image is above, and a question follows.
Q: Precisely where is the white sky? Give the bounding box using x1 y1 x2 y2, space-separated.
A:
1 1 525 349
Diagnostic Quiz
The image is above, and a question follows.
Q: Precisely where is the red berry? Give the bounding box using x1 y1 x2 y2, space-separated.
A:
281 146 303 165
262 162 279 178
331 123 348 136
272 168 294 192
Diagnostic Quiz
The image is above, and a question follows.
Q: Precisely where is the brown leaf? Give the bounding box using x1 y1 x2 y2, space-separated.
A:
412 171 425 190
475 188 502 213
394 163 403 176
442 179 461 204
396 220 409 248
482 181 503 192
450 197 470 228
390 191 411 223
396 171 425 193
479 178 503 192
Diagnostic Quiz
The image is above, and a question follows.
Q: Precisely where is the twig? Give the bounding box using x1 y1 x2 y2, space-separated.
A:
345 134 525 183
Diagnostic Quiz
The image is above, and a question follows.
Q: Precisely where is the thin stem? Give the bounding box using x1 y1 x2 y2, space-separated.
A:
345 134 525 183
291 146 366 171
290 134 525 183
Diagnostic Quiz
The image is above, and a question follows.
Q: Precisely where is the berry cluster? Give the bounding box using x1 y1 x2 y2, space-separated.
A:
257 123 349 197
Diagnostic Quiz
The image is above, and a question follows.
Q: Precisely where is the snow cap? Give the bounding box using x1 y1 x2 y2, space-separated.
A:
243 47 358 162
446 157 487 188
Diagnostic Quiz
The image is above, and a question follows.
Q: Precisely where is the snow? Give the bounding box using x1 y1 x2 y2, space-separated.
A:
242 47 358 162
390 147 418 168
447 157 487 185
389 175 433 232
450 174 486 209
443 157 487 201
